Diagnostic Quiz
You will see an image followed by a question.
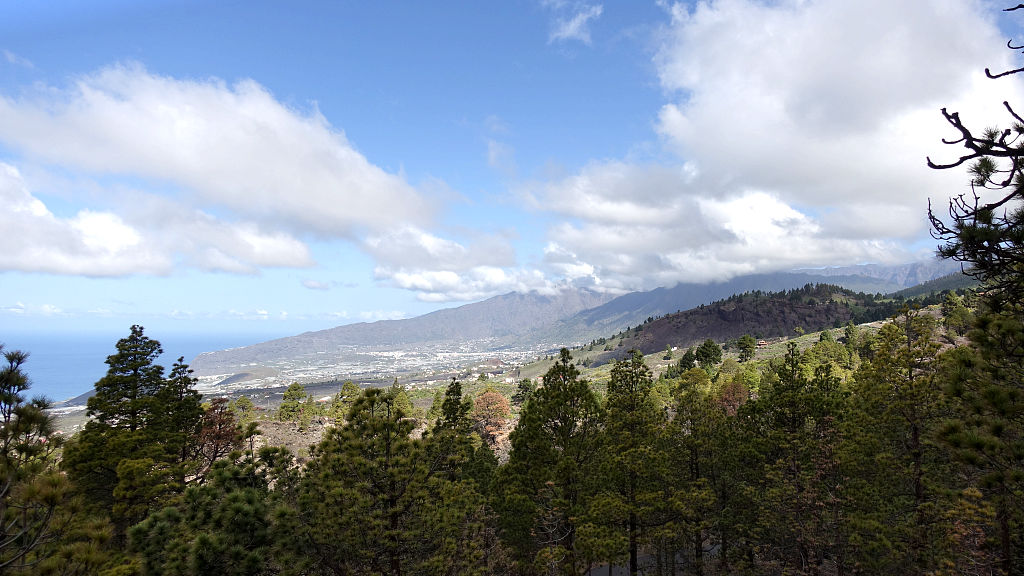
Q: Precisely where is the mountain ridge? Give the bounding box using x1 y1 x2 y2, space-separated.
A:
190 260 961 382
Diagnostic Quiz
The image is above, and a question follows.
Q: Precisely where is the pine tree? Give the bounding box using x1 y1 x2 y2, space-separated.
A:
156 357 203 478
747 343 847 572
584 350 667 575
130 453 282 576
494 348 603 573
277 383 307 422
87 325 165 433
737 335 757 363
291 387 489 575
695 339 722 372
939 302 1024 573
0 345 72 571
840 309 960 572
62 326 203 535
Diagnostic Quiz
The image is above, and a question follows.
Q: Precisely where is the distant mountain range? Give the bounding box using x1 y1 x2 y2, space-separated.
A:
190 260 961 381
190 288 614 375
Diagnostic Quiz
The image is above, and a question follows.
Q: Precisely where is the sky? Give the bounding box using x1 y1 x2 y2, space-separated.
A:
1 0 1023 339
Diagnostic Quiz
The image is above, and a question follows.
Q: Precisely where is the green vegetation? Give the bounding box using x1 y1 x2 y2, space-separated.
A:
8 16 1024 569
3 277 1024 574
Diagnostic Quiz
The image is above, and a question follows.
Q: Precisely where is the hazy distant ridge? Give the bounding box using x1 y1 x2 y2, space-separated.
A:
191 289 613 374
191 261 960 378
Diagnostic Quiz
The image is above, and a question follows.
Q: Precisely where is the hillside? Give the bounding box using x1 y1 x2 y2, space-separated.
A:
891 271 979 299
189 262 962 388
544 271 912 345
190 288 613 375
589 283 920 363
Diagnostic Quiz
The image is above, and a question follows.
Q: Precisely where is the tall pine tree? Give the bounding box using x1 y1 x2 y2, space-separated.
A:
494 348 603 574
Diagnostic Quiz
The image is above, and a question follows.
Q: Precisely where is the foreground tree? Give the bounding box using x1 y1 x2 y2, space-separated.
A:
927 7 1024 572
748 343 847 572
0 346 73 571
940 306 1024 573
695 339 722 372
927 5 1024 304
842 310 958 572
737 334 757 363
62 326 202 536
583 351 667 575
494 349 603 573
129 450 290 576
288 387 490 575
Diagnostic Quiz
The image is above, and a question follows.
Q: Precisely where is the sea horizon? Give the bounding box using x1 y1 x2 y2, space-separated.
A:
3 328 288 403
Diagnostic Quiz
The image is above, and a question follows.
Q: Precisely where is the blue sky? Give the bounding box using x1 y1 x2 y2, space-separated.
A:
1 0 1022 339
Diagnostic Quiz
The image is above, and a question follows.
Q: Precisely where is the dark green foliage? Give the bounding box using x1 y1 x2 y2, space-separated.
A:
129 452 285 576
939 303 1024 572
158 358 204 475
737 334 756 362
695 339 722 371
512 378 536 408
28 269 1024 574
494 348 603 573
331 380 362 420
925 14 1024 570
288 387 490 575
88 325 166 433
62 326 204 536
276 383 307 422
664 367 746 573
388 378 417 419
743 342 848 572
842 309 958 572
679 347 696 370
435 378 473 434
583 350 667 575
0 346 72 571
427 378 476 481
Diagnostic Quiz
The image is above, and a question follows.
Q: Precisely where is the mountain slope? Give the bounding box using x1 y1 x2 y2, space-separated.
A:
590 283 915 364
543 271 907 345
796 259 961 288
191 288 613 374
191 261 963 380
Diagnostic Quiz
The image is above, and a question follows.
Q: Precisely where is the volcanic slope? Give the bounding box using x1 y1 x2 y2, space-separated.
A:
588 283 934 364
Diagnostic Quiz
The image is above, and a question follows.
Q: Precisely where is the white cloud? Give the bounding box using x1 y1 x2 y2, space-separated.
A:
0 64 434 277
528 0 1021 291
38 304 64 316
0 162 313 276
0 162 172 276
366 225 550 301
654 0 1017 208
379 266 554 302
0 63 432 239
2 49 33 69
487 139 518 177
545 2 604 45
358 310 408 322
365 226 516 273
302 279 332 291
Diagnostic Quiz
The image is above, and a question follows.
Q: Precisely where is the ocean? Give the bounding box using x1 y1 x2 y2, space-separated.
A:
2 330 285 404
